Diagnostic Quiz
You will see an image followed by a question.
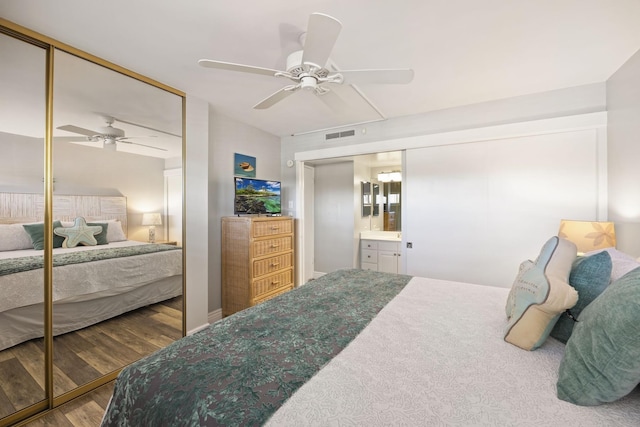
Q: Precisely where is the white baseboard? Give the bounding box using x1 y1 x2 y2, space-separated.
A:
208 308 223 324
187 323 209 335
312 271 326 279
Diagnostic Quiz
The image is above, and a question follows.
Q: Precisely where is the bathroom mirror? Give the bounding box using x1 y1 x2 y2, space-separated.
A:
361 181 372 216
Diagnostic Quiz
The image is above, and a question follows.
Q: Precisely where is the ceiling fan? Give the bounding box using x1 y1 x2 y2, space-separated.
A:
56 117 167 151
198 12 414 111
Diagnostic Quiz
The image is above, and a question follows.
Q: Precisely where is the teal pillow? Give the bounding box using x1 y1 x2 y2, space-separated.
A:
557 267 640 405
550 251 612 343
87 222 109 245
23 221 65 250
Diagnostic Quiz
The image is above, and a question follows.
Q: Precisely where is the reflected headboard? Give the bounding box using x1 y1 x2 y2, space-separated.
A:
0 192 128 233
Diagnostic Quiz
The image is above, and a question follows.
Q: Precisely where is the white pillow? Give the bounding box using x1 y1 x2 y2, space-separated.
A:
0 223 36 251
585 248 640 282
104 219 127 242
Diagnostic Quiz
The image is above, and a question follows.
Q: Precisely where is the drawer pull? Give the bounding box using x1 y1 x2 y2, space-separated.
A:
270 262 280 267
270 244 280 248
271 226 280 230
271 281 280 286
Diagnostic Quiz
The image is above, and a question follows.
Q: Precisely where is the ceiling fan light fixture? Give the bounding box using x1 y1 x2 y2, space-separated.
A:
103 140 117 151
300 76 317 91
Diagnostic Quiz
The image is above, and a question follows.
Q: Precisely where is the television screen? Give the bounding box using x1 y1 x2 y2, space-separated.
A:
234 177 282 215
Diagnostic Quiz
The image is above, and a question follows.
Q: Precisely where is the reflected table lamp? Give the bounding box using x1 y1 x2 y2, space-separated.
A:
558 219 616 254
142 213 162 243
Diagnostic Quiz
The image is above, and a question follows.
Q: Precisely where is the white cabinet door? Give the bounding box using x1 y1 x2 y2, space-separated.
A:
378 250 399 273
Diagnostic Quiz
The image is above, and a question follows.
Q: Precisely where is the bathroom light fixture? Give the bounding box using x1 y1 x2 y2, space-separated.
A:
377 171 401 182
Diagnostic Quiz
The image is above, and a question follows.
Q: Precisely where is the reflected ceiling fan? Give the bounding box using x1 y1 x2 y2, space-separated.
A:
56 116 167 151
198 12 414 111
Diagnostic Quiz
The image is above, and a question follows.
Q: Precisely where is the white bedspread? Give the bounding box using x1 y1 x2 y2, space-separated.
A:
267 277 640 426
0 241 182 312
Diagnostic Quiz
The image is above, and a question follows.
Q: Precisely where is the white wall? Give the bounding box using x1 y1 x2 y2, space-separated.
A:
208 111 282 313
607 48 640 257
404 129 604 288
185 95 209 333
313 162 355 274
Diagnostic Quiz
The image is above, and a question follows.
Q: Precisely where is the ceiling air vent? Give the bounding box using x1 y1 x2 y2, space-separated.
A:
325 129 356 140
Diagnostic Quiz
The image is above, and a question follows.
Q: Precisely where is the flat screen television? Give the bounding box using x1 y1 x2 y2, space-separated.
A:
234 177 282 215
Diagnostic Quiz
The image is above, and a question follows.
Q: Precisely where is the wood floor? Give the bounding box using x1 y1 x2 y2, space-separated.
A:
0 296 182 425
20 381 114 427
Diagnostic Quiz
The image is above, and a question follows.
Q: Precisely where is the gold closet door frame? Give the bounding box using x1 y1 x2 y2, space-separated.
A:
0 18 187 427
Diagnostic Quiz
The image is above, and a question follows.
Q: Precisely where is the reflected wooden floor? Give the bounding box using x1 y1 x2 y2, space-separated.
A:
0 296 182 423
21 381 114 427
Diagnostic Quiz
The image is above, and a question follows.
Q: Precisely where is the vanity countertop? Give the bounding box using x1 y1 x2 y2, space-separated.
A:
360 231 401 242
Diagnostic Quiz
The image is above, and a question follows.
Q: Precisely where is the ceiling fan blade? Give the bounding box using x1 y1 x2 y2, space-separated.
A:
253 86 298 109
338 69 415 85
118 139 168 151
54 136 94 143
56 124 98 137
198 59 282 77
300 13 342 68
315 89 349 115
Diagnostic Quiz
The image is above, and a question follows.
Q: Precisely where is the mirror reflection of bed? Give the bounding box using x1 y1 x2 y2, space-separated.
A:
0 30 184 422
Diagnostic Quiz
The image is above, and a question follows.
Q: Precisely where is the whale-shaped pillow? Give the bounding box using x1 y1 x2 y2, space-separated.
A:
505 236 577 350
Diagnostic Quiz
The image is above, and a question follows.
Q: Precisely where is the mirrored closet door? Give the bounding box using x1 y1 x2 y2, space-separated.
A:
0 21 185 425
0 29 47 422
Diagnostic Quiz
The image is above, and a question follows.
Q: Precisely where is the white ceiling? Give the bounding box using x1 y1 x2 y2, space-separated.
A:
2 0 640 138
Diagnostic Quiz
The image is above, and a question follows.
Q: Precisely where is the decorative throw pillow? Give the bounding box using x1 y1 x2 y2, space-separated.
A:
504 236 578 350
550 251 612 343
557 267 640 406
105 219 127 242
505 259 533 318
0 224 35 251
585 247 640 282
23 221 65 250
87 222 109 245
53 217 103 248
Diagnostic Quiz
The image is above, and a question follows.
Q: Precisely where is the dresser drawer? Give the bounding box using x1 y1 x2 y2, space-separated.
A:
361 240 378 250
252 284 294 306
252 219 292 238
253 252 293 277
252 269 293 298
253 236 293 258
361 249 378 263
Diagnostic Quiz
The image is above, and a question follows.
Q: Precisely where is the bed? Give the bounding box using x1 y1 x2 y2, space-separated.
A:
101 239 640 426
0 193 183 351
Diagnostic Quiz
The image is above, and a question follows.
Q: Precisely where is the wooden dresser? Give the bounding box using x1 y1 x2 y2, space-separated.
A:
221 216 295 316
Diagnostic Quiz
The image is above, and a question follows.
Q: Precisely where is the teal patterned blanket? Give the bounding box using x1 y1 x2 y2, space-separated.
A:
101 269 412 427
0 244 180 276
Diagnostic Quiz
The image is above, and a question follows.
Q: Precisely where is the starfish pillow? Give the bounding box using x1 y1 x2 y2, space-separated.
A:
54 217 103 248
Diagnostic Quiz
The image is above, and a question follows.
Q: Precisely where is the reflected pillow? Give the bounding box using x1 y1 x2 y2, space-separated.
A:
87 222 109 245
0 224 35 251
53 217 103 248
550 251 612 343
557 267 640 405
23 221 65 250
105 220 127 242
